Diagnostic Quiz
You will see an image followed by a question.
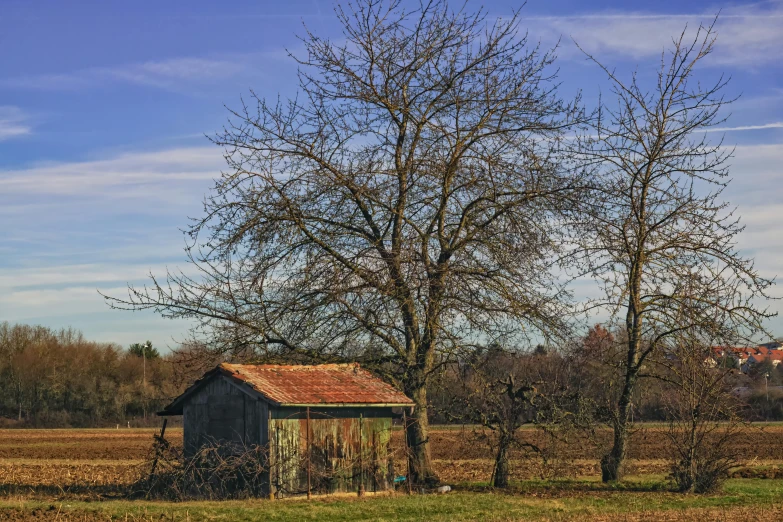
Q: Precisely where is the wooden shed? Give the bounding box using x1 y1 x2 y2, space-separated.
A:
158 363 413 497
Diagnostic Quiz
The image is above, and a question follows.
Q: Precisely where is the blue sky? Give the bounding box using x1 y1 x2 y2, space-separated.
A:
1 0 782 350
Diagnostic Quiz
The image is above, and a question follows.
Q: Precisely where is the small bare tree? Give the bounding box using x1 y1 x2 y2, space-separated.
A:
447 347 589 487
653 285 746 493
574 23 773 481
106 0 585 485
662 333 743 494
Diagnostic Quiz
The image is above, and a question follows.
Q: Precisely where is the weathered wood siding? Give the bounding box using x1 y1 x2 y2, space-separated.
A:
268 407 394 496
182 374 267 457
179 376 396 498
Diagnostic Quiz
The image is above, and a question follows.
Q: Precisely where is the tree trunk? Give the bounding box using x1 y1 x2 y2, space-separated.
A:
681 415 699 492
405 385 439 487
16 381 22 422
492 437 510 488
602 288 642 483
602 384 633 482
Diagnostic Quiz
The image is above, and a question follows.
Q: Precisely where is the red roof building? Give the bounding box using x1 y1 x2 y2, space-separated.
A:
159 363 413 497
711 345 783 372
746 351 783 368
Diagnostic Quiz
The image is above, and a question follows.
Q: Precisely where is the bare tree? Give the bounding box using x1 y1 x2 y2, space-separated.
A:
661 333 743 493
105 0 584 485
446 347 590 488
574 23 773 481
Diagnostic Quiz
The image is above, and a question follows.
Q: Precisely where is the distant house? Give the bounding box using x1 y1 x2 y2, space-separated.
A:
711 344 783 373
711 346 751 367
159 363 414 497
742 351 783 373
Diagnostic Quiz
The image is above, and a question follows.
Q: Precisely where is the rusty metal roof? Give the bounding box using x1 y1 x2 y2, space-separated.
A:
160 363 413 415
220 363 413 406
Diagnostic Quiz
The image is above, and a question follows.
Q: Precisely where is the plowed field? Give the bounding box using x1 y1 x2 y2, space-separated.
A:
3 426 783 520
2 425 783 491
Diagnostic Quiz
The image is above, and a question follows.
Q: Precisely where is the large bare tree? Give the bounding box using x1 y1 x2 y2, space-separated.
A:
106 0 584 484
575 24 773 481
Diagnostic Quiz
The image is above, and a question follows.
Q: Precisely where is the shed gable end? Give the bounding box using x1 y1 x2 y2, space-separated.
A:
182 374 268 456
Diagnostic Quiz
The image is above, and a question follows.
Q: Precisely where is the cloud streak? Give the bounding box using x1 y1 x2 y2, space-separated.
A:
705 122 783 133
0 106 32 141
0 55 267 92
530 2 783 68
0 146 223 346
0 146 222 200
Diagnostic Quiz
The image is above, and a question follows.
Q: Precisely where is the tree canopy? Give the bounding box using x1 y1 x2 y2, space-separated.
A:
105 0 586 484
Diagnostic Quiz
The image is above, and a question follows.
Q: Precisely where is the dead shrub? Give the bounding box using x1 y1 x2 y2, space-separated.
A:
530 428 581 481
133 432 380 500
132 437 272 500
661 337 744 494
670 454 734 494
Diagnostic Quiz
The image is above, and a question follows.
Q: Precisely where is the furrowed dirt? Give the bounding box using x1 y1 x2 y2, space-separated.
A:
3 425 783 492
0 429 164 460
2 427 783 520
422 425 783 461
6 425 783 461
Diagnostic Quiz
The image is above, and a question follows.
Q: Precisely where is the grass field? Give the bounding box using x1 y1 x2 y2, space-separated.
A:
2 426 783 520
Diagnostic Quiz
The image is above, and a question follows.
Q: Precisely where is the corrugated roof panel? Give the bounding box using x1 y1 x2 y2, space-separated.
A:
218 363 413 406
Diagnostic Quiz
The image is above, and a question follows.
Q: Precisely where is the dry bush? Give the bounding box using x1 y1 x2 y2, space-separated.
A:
529 427 583 481
670 454 736 494
133 437 271 500
134 432 386 500
662 338 745 494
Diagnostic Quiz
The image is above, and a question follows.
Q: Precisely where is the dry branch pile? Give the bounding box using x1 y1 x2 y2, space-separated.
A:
133 440 270 500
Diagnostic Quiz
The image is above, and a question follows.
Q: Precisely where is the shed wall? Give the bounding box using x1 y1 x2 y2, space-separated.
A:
182 375 267 457
268 407 394 497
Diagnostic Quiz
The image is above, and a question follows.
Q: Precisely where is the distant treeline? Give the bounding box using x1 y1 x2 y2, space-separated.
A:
428 329 783 425
2 321 782 428
0 322 191 428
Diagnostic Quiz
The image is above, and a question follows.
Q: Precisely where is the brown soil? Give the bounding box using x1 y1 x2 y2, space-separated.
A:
0 429 170 460
4 425 783 462
410 425 783 461
2 426 783 501
0 461 144 487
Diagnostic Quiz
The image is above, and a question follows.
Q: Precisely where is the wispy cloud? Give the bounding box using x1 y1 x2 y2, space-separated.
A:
0 55 264 92
0 106 32 140
0 145 223 309
726 143 783 198
718 142 783 293
0 281 189 348
104 57 249 89
0 262 191 291
0 146 223 345
706 122 783 132
0 146 222 200
531 2 783 68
